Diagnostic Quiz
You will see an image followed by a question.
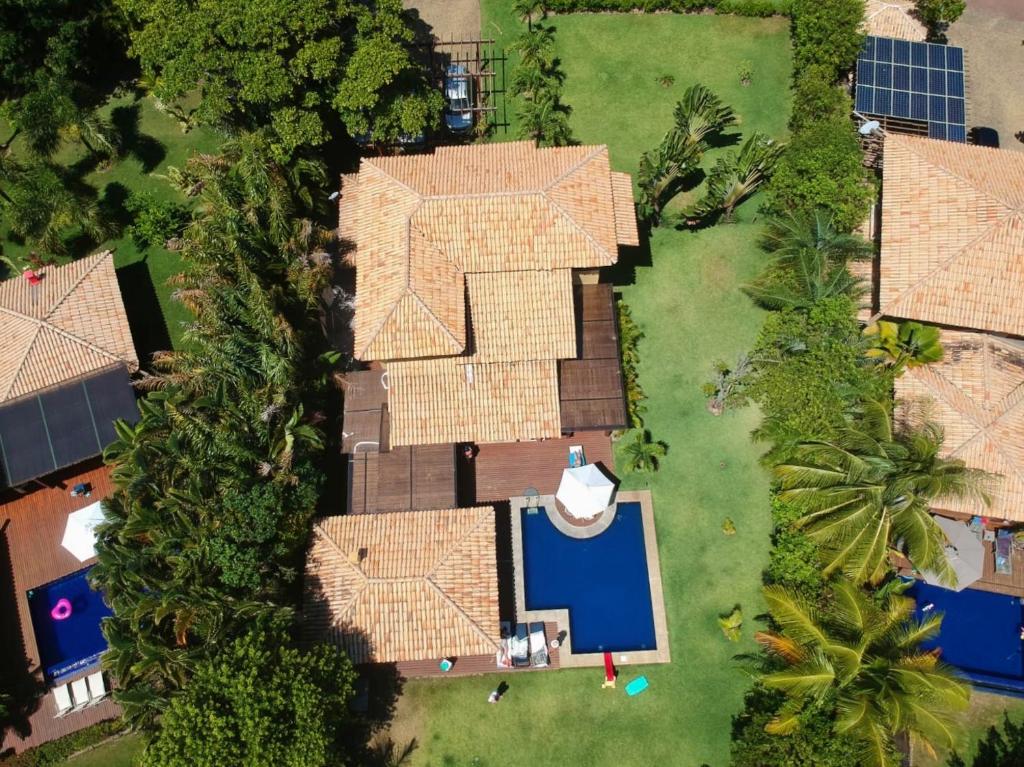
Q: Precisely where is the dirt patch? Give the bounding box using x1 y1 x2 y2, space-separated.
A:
404 0 481 42
947 4 1024 150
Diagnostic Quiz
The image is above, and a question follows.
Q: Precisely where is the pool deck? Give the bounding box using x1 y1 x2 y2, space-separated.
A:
508 489 671 669
894 538 1024 597
0 459 121 753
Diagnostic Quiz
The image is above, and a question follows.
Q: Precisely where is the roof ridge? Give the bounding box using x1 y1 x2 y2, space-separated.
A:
312 522 370 584
543 145 606 192
0 315 42 402
426 508 491 576
899 137 1024 210
543 192 615 263
361 159 424 200
423 577 498 649
44 251 112 322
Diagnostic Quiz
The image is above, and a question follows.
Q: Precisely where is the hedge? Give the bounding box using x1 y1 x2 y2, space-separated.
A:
542 0 792 17
0 721 127 767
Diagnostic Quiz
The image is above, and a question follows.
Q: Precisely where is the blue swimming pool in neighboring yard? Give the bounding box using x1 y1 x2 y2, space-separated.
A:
907 580 1024 695
27 566 113 682
520 502 656 654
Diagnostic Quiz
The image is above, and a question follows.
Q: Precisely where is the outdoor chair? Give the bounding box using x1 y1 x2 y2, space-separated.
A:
86 672 107 703
996 530 1013 575
568 445 585 468
528 622 549 668
511 623 530 668
70 677 89 710
53 684 73 717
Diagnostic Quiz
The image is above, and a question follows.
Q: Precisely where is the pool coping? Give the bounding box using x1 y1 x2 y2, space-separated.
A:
509 489 671 669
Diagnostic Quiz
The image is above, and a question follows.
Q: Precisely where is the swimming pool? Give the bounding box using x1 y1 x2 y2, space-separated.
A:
520 502 657 654
907 580 1024 694
27 566 113 683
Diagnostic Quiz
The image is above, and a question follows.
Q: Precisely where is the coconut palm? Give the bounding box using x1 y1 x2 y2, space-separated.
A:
760 210 874 264
621 429 667 473
512 0 546 26
693 132 784 222
757 581 970 767
517 87 573 147
511 25 556 71
774 399 992 585
864 320 944 371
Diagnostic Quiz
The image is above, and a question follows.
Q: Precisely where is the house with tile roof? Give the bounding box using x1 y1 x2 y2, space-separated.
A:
874 135 1024 588
0 252 139 487
337 142 639 515
863 0 927 42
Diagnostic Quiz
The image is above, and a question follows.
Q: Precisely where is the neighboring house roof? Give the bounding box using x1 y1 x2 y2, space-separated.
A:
342 142 638 362
0 252 139 403
304 507 500 664
863 0 927 42
896 330 1024 523
879 135 1024 337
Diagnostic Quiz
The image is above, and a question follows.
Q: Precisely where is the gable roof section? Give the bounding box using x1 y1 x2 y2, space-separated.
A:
304 507 500 664
0 252 139 403
385 357 561 446
895 330 1024 522
343 143 634 361
863 0 927 42
879 135 1024 337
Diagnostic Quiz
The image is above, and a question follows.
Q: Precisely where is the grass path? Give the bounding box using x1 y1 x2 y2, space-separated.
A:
389 12 791 767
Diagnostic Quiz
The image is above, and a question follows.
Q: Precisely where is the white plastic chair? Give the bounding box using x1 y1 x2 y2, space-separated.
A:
70 677 89 709
86 672 107 703
53 684 73 717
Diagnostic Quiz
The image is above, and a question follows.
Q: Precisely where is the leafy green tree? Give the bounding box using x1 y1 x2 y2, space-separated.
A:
774 400 992 585
791 0 866 76
743 211 871 310
756 581 970 767
620 429 667 473
767 116 874 233
864 321 944 372
915 0 966 41
693 132 784 222
125 191 189 249
116 0 441 155
763 495 825 600
790 64 850 132
140 627 357 767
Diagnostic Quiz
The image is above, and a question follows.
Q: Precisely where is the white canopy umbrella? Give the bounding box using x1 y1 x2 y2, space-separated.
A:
61 501 105 562
920 515 985 592
555 464 615 519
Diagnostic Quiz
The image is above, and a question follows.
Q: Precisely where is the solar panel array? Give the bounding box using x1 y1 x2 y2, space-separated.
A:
855 36 967 142
0 366 138 486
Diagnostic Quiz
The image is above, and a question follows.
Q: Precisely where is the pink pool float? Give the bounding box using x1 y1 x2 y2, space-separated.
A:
51 598 73 621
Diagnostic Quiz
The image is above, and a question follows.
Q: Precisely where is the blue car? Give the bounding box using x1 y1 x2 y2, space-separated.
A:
444 64 473 133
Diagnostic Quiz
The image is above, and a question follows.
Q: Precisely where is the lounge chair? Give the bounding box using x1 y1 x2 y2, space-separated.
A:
511 623 530 668
528 622 549 668
568 445 585 468
53 684 73 717
70 677 89 710
996 530 1013 575
86 672 107 703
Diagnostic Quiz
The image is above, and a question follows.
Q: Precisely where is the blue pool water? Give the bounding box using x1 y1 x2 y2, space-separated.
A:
520 502 656 653
907 581 1024 694
27 566 113 682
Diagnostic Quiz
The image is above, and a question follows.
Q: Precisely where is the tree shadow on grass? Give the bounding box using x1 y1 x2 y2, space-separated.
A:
111 103 167 173
116 258 172 367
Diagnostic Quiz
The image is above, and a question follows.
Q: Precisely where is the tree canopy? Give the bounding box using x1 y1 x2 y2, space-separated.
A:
116 0 442 155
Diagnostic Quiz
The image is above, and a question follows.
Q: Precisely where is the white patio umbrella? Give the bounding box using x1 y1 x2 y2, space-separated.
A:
920 515 985 592
61 501 105 562
555 464 615 519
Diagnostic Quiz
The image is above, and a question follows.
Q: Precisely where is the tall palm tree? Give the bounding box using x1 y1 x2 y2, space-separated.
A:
511 25 556 71
774 400 992 585
516 87 572 147
693 132 784 222
621 430 667 473
512 0 546 26
757 581 969 767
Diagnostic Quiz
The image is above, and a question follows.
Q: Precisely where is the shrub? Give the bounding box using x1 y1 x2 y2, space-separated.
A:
617 299 647 427
791 0 865 77
124 191 189 250
0 721 126 767
765 115 874 232
763 495 823 598
540 0 791 14
789 63 849 131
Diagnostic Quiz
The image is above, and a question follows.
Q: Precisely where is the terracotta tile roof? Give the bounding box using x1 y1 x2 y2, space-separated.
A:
341 142 635 361
895 329 1024 522
385 358 561 446
0 252 138 403
863 1 927 42
304 507 500 664
879 135 1024 337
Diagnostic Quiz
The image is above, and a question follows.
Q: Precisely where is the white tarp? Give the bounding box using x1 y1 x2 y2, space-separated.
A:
921 515 985 592
61 502 105 562
555 464 615 519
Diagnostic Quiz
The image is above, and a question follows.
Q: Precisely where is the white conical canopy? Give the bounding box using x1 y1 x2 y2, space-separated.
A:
61 502 105 562
556 465 615 519
920 515 985 592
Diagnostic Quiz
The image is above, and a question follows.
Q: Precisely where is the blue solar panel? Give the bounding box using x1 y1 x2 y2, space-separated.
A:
893 65 910 91
892 91 910 118
877 63 893 89
855 86 873 113
948 71 964 98
893 39 911 65
856 36 966 142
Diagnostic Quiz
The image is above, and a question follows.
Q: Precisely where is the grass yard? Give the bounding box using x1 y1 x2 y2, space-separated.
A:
61 733 144 767
914 691 1024 767
1 92 222 350
388 10 792 767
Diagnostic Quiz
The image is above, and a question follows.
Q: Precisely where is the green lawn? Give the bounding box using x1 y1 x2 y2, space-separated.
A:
389 11 792 767
1 92 222 349
914 691 1024 767
62 733 144 767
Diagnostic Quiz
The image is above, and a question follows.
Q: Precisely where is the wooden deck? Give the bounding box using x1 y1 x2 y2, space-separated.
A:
895 538 1024 597
348 444 457 514
395 621 561 678
462 431 615 506
0 459 121 753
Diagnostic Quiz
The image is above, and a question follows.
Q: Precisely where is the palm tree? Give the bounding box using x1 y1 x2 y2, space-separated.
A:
511 25 556 71
760 210 874 264
672 83 736 148
693 133 784 222
510 61 550 100
756 581 970 767
516 87 573 147
864 321 944 372
774 400 992 585
512 0 546 26
621 429 667 473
